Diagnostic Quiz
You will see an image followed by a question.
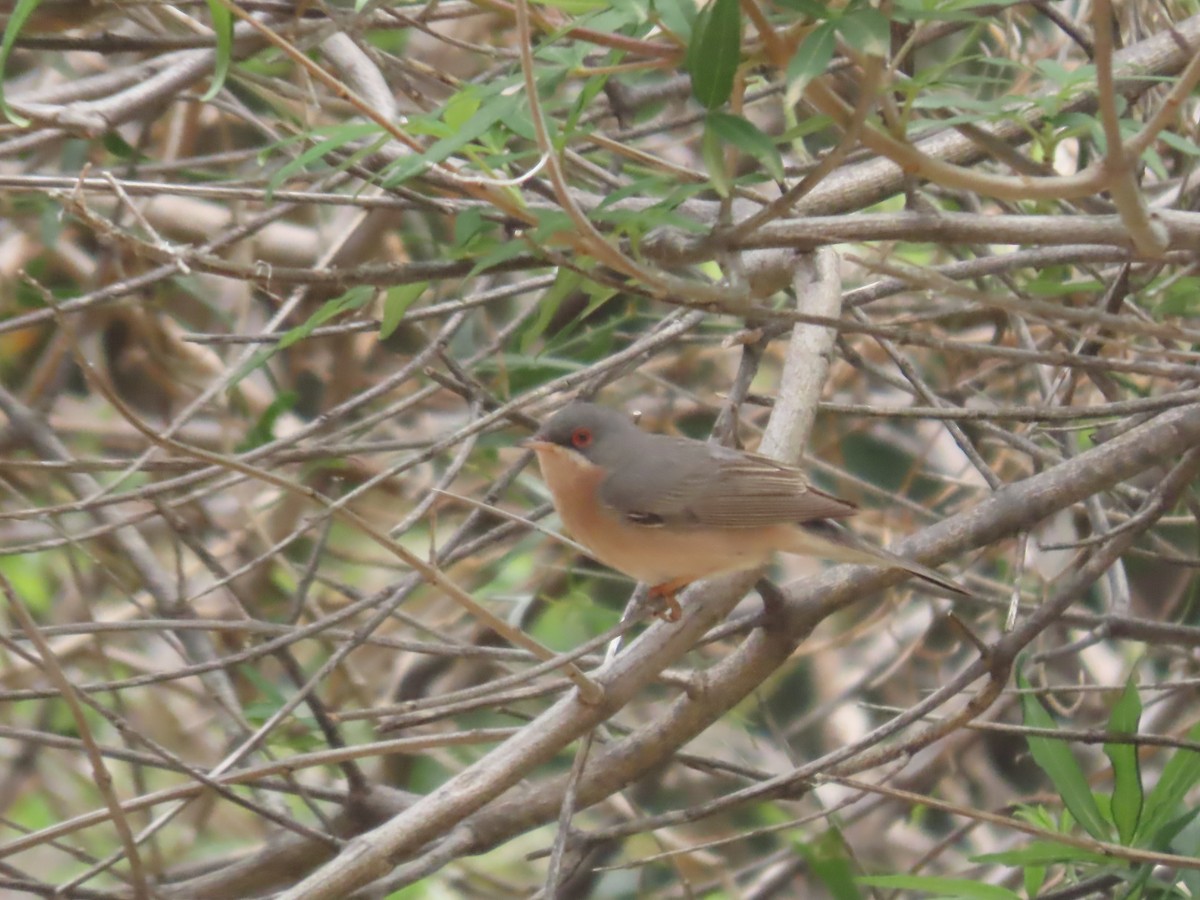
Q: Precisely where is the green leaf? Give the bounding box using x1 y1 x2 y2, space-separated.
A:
1155 276 1200 316
772 0 831 14
565 73 609 134
540 279 619 355
453 207 488 249
1142 143 1168 181
532 0 608 13
202 0 233 102
380 282 428 339
443 89 482 131
857 874 1021 899
1023 863 1046 900
227 286 374 388
700 118 731 197
705 110 786 183
1173 815 1200 898
279 286 374 350
466 238 529 278
0 553 56 613
102 132 145 161
520 268 581 355
236 391 298 452
529 209 574 243
382 91 522 187
836 7 890 57
794 829 863 900
265 123 382 198
1137 717 1200 847
227 345 277 392
0 0 42 125
1037 60 1098 92
652 0 696 41
1152 804 1200 855
1104 677 1144 845
684 0 712 71
1157 130 1200 158
1018 668 1111 842
786 21 836 100
686 0 741 109
971 840 1112 867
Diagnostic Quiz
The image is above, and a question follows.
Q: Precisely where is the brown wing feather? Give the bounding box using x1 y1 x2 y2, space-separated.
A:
679 457 857 527
599 436 856 529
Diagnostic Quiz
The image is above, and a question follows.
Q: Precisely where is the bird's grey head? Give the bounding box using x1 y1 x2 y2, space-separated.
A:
528 402 641 466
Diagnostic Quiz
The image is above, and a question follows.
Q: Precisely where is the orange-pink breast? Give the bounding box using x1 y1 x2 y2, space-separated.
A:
532 444 780 586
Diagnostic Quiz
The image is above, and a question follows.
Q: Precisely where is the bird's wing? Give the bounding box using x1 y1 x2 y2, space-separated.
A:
599 439 857 528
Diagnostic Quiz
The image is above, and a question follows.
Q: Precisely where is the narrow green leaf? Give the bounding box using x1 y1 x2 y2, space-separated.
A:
533 0 608 13
227 286 374 388
466 238 529 278
520 269 581 355
653 0 696 42
706 110 786 182
794 829 863 900
683 0 712 73
1023 863 1046 900
1154 805 1200 853
1137 718 1200 846
453 207 487 249
529 209 574 243
227 345 276 391
102 132 144 161
700 118 731 197
1104 677 1144 845
565 74 610 133
836 7 890 57
1173 814 1200 898
772 0 830 14
686 0 741 109
1018 669 1110 842
201 0 233 102
380 282 428 339
265 124 381 198
0 0 42 125
1156 277 1200 316
236 391 297 452
786 21 836 100
1143 144 1168 181
443 90 482 131
541 280 618 354
1157 130 1200 158
971 841 1112 867
382 92 521 188
279 286 374 350
857 874 1021 899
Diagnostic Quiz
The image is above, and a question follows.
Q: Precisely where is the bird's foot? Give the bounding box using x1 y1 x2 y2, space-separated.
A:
648 578 690 622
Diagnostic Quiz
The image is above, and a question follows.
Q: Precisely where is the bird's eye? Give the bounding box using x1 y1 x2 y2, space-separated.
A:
570 427 593 449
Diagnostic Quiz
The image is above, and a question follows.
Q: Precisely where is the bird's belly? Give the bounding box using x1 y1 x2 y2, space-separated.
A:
535 444 775 585
565 507 775 586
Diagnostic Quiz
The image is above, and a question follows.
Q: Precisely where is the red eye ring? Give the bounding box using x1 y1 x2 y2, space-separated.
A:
570 427 593 449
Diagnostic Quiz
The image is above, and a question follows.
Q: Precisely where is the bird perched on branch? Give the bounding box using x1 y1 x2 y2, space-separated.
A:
524 402 966 620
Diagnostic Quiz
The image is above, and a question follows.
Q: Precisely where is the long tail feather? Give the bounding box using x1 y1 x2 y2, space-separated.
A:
790 520 970 597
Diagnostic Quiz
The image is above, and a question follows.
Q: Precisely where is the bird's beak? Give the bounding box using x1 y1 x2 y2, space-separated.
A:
519 436 553 451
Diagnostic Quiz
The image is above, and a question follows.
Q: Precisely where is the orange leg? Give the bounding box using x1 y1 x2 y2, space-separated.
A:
648 577 692 622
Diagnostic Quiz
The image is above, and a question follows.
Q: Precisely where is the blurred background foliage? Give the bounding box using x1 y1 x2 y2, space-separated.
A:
1 0 1200 896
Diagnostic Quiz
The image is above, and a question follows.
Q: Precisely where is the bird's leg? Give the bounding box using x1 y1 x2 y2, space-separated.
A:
648 577 691 622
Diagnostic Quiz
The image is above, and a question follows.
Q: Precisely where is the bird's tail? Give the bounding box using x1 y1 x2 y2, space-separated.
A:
788 520 970 597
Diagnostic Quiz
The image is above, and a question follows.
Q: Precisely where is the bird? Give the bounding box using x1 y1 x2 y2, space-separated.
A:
523 401 967 620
